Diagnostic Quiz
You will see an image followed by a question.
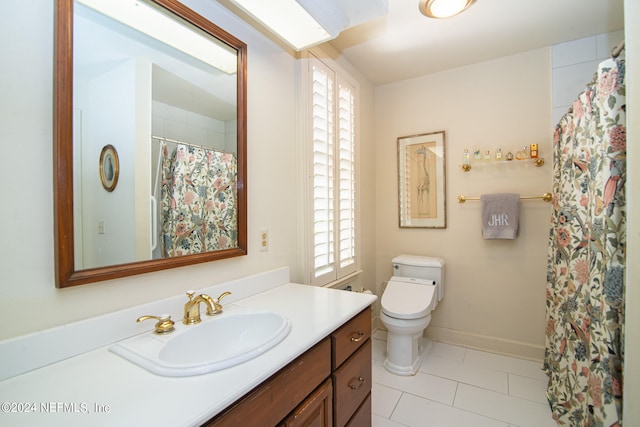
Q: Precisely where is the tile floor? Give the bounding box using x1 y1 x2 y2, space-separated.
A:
371 331 557 427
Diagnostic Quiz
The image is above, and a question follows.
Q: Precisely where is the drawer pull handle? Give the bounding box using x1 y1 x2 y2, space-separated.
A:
348 377 366 390
350 332 365 342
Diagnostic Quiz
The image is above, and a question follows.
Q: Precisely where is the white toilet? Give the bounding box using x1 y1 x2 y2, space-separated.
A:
380 254 445 375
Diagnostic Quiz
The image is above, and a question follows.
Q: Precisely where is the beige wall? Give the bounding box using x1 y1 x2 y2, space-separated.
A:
374 48 553 359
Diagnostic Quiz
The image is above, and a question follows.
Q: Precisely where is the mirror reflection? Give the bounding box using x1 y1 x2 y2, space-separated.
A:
55 0 247 287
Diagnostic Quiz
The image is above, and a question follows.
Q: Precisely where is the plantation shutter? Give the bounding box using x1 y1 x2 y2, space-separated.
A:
309 56 357 286
311 61 335 280
337 79 356 271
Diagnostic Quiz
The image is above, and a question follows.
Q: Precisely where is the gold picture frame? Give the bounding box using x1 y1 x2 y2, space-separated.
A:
99 144 119 192
398 131 446 228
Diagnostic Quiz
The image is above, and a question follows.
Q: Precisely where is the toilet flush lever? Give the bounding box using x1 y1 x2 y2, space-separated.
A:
350 331 365 342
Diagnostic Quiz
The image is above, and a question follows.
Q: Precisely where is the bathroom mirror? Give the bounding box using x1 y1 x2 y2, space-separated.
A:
55 0 247 287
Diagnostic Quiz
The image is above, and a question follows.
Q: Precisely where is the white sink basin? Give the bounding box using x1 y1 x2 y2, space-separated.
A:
110 309 291 377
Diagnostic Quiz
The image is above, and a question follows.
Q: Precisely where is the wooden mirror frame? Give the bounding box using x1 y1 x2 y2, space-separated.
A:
54 0 247 288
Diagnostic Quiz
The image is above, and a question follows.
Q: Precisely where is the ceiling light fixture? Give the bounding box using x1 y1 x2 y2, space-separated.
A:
419 0 475 19
229 0 348 51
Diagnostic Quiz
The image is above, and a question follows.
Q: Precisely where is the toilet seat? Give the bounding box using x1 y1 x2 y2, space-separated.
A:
381 277 436 320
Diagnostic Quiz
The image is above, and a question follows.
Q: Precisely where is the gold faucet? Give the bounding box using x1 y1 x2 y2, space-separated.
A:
136 314 175 334
183 290 232 325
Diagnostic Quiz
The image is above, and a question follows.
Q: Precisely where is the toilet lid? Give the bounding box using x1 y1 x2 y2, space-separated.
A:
381 278 436 320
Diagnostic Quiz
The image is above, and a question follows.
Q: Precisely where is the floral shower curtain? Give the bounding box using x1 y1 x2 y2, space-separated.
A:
161 143 238 257
544 57 626 426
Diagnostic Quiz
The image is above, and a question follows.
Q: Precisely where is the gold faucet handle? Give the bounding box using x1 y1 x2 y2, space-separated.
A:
216 291 231 302
207 291 232 315
137 314 175 334
186 290 196 300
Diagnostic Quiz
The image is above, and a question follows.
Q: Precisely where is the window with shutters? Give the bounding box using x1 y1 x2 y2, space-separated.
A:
305 53 359 287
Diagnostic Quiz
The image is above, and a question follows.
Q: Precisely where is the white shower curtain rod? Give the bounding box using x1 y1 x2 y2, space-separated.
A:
151 135 233 154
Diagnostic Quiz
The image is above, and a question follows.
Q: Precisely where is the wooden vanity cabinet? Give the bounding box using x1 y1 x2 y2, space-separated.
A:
204 308 372 427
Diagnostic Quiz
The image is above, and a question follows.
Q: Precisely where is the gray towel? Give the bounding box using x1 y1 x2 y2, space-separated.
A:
481 193 520 239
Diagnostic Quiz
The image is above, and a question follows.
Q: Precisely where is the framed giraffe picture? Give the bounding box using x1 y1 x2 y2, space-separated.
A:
398 131 446 228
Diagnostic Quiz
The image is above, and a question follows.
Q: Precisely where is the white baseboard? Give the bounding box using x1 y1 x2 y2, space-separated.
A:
373 315 544 362
426 326 545 362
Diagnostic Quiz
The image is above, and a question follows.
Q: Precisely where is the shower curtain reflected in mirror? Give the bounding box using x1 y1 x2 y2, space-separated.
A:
545 57 626 426
161 143 238 257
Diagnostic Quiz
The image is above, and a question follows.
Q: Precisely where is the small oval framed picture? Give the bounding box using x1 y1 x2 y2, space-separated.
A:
99 144 119 192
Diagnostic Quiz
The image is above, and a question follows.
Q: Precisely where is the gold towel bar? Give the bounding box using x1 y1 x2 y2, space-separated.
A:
457 192 552 203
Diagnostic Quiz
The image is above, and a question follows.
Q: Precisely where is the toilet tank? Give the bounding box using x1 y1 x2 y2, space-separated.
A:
392 255 445 301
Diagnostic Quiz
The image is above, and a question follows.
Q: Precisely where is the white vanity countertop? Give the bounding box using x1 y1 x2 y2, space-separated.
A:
0 283 376 427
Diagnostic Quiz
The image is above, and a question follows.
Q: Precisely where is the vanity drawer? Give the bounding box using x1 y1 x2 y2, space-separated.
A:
206 338 331 427
331 308 371 369
332 339 372 427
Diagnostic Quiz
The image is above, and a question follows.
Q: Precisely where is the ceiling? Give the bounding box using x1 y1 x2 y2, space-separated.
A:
329 0 624 85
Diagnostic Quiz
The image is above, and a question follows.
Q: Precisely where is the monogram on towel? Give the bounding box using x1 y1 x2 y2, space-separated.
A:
481 193 520 239
487 213 510 227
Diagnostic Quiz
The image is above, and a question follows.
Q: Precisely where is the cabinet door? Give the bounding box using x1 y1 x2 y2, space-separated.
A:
345 393 371 427
332 340 372 427
281 379 333 427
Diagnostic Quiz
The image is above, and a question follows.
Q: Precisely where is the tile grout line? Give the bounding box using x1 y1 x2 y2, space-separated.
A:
388 391 408 426
451 380 460 407
372 336 553 426
449 382 526 427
